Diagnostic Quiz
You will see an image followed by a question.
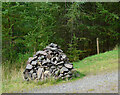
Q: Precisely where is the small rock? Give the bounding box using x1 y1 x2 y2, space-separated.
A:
50 48 57 51
62 54 66 59
59 74 63 77
28 72 33 80
58 65 63 69
27 56 37 63
31 61 37 65
60 67 68 73
26 64 33 70
55 70 60 76
44 70 50 78
65 74 71 78
52 69 57 74
42 60 48 65
58 49 63 53
51 66 56 69
32 73 37 79
36 51 47 56
57 61 64 65
64 63 73 69
30 70 33 74
68 71 72 75
37 68 44 79
45 46 52 49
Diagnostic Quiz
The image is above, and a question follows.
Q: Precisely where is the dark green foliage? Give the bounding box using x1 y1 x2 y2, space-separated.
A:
2 2 120 68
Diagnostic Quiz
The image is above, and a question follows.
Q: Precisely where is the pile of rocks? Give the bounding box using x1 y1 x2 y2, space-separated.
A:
23 43 73 81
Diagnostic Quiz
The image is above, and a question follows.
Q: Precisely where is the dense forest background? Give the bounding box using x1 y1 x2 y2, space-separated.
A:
2 2 120 69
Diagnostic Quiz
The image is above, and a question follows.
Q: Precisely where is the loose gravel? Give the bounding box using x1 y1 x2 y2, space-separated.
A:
22 70 118 93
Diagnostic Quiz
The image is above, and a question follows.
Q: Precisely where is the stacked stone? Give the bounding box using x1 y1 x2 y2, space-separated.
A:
23 43 73 81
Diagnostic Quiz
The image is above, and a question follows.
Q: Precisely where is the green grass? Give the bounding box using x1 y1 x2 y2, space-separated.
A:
73 49 118 75
2 49 118 93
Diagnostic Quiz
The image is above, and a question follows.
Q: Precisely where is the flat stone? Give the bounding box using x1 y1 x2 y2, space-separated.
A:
51 66 56 69
58 49 63 53
42 60 48 65
37 68 44 79
58 65 63 69
26 64 33 70
31 61 37 65
57 61 64 65
60 67 68 73
36 51 47 56
27 56 37 63
50 48 57 51
64 63 73 69
49 43 58 48
45 46 52 49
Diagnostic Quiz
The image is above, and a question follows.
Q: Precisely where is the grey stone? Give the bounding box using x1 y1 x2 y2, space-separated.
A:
27 56 37 63
26 64 33 70
58 65 63 69
60 67 68 73
62 54 66 59
52 69 57 74
36 51 47 56
23 71 28 80
45 46 52 49
27 57 33 63
68 71 72 75
31 61 37 65
46 58 50 63
55 70 59 76
59 74 63 77
65 74 71 78
64 73 68 76
28 72 33 80
32 73 37 79
58 49 63 53
44 70 50 78
57 61 64 65
37 68 44 79
49 43 58 48
50 48 57 51
64 63 73 69
49 68 53 73
51 66 56 69
42 60 48 65
30 70 33 74
51 57 59 64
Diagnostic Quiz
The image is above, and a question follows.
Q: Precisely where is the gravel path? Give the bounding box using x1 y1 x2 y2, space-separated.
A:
23 70 118 93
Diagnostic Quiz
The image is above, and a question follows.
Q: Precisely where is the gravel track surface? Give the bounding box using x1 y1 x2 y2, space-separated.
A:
23 70 118 93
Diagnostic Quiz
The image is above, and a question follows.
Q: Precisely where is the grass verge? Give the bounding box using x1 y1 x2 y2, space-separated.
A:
2 49 118 93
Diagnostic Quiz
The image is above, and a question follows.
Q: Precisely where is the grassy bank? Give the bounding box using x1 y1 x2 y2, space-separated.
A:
73 49 118 75
2 49 118 93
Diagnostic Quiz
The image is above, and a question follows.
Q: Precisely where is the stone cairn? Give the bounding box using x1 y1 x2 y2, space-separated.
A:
23 43 74 81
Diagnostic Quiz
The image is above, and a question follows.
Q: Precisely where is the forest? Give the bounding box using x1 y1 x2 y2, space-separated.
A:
2 2 120 69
